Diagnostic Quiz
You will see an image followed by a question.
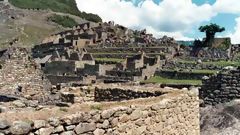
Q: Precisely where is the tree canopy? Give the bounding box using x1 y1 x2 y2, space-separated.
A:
199 23 225 46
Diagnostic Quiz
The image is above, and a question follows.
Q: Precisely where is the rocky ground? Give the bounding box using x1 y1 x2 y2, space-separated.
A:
201 100 240 135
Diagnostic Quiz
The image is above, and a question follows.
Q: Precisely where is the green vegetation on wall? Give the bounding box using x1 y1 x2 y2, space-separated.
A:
219 38 231 50
48 14 78 28
9 0 102 22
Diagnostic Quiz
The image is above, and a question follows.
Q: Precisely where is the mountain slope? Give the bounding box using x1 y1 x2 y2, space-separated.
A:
8 0 102 22
0 0 99 48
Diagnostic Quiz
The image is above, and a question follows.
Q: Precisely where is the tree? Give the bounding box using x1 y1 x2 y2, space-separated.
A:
199 23 225 46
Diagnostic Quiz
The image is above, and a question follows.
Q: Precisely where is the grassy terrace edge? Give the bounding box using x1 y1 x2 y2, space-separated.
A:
143 76 202 85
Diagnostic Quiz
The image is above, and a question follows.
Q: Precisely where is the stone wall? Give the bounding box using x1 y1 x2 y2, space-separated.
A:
200 68 240 106
44 61 76 76
94 87 164 102
0 90 199 135
163 61 223 70
46 75 83 85
155 70 214 80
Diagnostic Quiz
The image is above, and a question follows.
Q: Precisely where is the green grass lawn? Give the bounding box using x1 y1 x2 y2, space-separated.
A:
163 69 218 74
190 69 218 74
179 60 240 67
95 58 125 63
203 61 240 67
161 69 218 74
143 76 202 85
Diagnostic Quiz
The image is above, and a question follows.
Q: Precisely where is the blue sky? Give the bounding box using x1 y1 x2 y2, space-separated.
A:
77 0 240 43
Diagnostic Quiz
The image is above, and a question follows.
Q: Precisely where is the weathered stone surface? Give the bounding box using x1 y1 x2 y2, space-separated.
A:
12 100 26 108
48 117 60 127
61 113 85 125
0 88 199 135
119 114 129 123
101 120 109 129
65 125 75 131
53 125 64 133
91 114 101 123
75 123 96 134
0 119 9 130
101 109 115 119
131 126 146 135
130 110 142 120
10 121 32 135
38 127 54 135
93 128 105 135
0 106 7 113
60 131 75 135
135 119 144 126
33 120 46 129
111 118 118 127
118 124 128 133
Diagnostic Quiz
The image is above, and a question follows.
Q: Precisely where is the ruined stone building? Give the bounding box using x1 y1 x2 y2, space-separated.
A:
34 48 96 85
102 52 162 82
0 47 54 103
190 37 232 60
31 22 181 85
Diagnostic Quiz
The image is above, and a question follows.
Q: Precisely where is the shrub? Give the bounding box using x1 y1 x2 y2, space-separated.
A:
48 14 78 28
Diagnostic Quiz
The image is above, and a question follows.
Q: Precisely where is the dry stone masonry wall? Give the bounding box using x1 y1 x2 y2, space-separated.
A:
200 68 240 106
94 87 165 102
0 90 199 135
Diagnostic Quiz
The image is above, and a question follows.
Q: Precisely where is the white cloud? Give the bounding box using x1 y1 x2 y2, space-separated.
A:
146 26 194 41
76 0 240 41
213 0 240 14
229 17 240 44
76 0 215 40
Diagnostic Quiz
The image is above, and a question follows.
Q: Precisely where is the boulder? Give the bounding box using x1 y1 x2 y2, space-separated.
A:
0 119 9 129
65 125 75 131
10 121 32 135
53 125 64 133
130 110 142 120
101 109 115 119
75 123 96 134
38 127 54 135
48 117 60 127
33 120 46 129
12 100 26 108
93 128 105 135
